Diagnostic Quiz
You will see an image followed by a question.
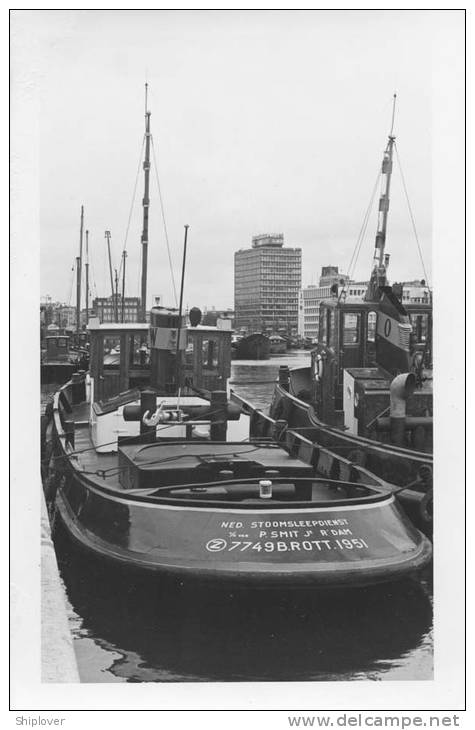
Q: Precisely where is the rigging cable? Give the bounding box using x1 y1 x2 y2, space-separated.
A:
349 170 381 279
118 135 146 282
338 167 382 303
66 260 76 307
394 142 430 288
151 135 178 306
89 244 99 299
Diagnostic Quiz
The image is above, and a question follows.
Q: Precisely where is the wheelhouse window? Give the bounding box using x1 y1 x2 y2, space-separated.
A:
202 339 218 369
343 312 360 344
367 311 377 342
320 307 327 344
410 313 429 343
185 336 194 367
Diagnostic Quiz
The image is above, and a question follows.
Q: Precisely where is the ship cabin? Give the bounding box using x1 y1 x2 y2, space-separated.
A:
310 294 432 451
311 299 380 421
87 306 232 404
44 333 71 363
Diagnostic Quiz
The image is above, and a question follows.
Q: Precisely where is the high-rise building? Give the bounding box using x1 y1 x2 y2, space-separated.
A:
234 233 301 335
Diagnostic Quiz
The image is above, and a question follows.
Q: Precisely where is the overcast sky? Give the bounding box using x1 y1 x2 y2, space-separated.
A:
27 10 459 310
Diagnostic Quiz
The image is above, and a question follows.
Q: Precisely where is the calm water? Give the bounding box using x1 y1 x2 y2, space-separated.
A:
42 352 433 683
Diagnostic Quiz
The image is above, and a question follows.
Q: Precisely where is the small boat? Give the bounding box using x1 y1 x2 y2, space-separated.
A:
43 306 431 587
42 91 431 587
41 332 77 385
269 334 287 354
269 97 433 534
232 332 270 360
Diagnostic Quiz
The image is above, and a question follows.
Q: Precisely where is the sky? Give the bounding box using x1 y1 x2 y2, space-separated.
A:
25 10 459 310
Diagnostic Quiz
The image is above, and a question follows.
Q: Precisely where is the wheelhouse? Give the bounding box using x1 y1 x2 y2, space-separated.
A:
45 334 71 363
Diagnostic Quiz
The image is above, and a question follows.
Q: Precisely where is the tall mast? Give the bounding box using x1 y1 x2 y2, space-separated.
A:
175 225 189 390
85 230 89 325
140 83 152 322
114 268 119 323
365 94 397 302
105 230 117 321
76 205 84 334
121 250 127 323
75 256 81 332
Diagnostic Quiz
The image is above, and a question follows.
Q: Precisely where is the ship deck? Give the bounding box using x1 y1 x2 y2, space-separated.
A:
72 422 122 489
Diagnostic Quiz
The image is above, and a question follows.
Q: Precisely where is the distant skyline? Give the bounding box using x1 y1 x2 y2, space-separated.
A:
27 10 455 309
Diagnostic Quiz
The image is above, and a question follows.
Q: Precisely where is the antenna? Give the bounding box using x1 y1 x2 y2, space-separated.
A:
389 93 397 138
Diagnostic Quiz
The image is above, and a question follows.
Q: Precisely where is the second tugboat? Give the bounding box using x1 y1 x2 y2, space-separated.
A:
270 97 433 533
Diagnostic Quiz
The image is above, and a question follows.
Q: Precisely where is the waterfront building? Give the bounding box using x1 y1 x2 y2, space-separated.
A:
346 281 368 299
92 295 142 323
234 233 301 336
401 280 431 304
298 267 351 341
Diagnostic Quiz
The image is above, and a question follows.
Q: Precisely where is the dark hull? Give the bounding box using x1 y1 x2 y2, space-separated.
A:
53 483 430 587
233 334 270 360
41 362 75 385
269 378 433 535
48 428 431 587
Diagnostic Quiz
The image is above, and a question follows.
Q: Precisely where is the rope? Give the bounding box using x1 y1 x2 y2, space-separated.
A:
349 169 381 280
394 142 430 288
151 135 178 306
338 167 381 303
66 261 75 307
89 446 262 480
47 405 233 465
118 135 145 281
89 248 98 299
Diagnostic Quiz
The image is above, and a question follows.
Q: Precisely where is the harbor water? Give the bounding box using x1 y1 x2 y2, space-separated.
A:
41 352 433 683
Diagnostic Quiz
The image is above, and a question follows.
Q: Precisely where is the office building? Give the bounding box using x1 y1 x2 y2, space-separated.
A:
234 233 301 335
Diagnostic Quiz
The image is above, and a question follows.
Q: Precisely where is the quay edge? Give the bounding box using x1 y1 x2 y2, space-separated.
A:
41 490 80 683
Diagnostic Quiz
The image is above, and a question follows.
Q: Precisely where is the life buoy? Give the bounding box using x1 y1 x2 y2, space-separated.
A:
313 353 324 381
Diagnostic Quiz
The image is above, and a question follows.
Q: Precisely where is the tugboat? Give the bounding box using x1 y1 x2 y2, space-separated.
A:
41 326 88 385
232 332 270 360
43 302 431 587
42 91 431 587
269 98 433 533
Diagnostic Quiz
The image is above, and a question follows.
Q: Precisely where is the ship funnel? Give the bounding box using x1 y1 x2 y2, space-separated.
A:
149 306 186 392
